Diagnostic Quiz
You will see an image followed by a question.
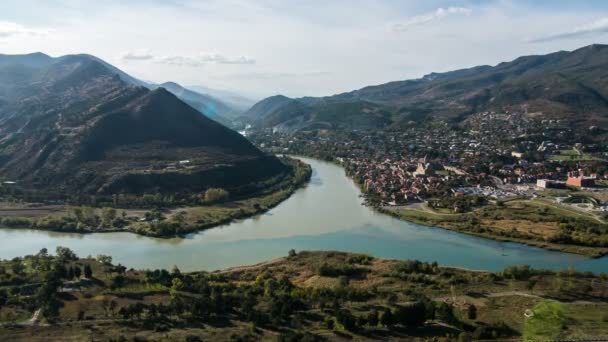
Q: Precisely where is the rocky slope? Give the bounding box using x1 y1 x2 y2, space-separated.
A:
0 53 286 196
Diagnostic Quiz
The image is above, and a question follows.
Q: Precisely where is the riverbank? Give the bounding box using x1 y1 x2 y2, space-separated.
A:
378 202 608 258
1 250 607 341
0 158 312 238
327 157 608 258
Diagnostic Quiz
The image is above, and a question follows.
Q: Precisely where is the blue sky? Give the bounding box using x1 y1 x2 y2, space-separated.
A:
1 0 608 98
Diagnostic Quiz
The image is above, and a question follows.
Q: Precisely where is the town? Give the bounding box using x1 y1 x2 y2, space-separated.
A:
248 111 608 255
250 112 606 204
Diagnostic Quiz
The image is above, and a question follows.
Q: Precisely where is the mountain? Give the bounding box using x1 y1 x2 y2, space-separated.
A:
241 95 390 132
157 82 236 126
0 53 287 195
241 95 293 122
188 85 257 113
245 44 608 131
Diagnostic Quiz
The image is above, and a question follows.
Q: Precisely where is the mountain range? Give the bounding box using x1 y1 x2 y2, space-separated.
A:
243 44 608 132
187 85 257 113
0 52 286 195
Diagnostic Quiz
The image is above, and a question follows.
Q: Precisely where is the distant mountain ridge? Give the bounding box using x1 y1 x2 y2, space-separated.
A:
155 81 236 126
0 52 286 195
244 44 608 132
188 85 257 113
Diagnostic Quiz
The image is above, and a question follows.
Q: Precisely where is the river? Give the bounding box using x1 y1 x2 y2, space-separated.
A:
0 158 606 272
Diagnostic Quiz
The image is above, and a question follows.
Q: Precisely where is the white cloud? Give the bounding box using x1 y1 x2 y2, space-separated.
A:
0 21 49 38
529 17 608 43
120 50 154 61
157 53 255 66
121 51 255 66
222 71 332 80
391 7 472 32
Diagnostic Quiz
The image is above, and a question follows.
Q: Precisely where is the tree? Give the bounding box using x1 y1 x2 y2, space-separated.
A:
112 275 126 288
172 211 187 226
202 188 230 204
55 246 77 261
0 288 8 308
288 249 297 258
170 278 184 299
367 310 379 326
325 317 335 330
71 207 84 222
171 265 181 278
96 255 113 266
84 264 93 279
74 266 82 279
395 302 427 327
380 308 394 327
67 266 75 280
38 268 63 319
336 309 356 331
467 304 477 320
101 207 117 227
11 260 25 275
436 302 454 323
82 207 96 224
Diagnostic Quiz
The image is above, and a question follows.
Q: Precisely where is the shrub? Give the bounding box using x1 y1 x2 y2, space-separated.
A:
202 188 230 204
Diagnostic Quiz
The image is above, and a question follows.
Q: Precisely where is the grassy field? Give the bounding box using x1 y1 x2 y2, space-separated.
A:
549 149 604 161
385 199 608 257
1 251 607 341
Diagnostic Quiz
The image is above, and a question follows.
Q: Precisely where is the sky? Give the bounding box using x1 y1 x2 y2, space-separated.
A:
1 0 608 99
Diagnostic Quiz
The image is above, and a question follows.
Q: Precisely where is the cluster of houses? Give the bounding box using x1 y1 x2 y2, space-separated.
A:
250 110 607 205
345 157 452 204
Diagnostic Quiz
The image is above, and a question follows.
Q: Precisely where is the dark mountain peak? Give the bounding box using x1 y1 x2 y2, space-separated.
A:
243 94 296 122
160 81 182 89
157 82 240 124
55 53 150 88
0 51 286 195
132 86 189 112
45 55 119 90
0 52 53 67
150 86 175 97
268 94 291 101
576 43 608 51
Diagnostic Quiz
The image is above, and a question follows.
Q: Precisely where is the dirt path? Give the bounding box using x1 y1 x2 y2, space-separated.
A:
388 202 458 216
218 257 286 274
26 308 42 325
435 291 608 306
535 199 606 224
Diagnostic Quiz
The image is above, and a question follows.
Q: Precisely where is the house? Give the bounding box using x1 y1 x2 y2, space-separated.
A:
413 156 443 177
566 176 595 188
536 179 565 189
566 171 595 187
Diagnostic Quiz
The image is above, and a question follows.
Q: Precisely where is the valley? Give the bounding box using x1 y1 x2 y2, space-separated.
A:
0 38 607 341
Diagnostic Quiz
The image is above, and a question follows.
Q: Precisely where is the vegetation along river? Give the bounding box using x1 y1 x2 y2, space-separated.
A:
0 158 606 272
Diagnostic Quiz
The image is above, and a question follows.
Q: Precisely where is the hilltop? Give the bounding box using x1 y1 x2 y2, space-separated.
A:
244 44 608 132
156 82 238 126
